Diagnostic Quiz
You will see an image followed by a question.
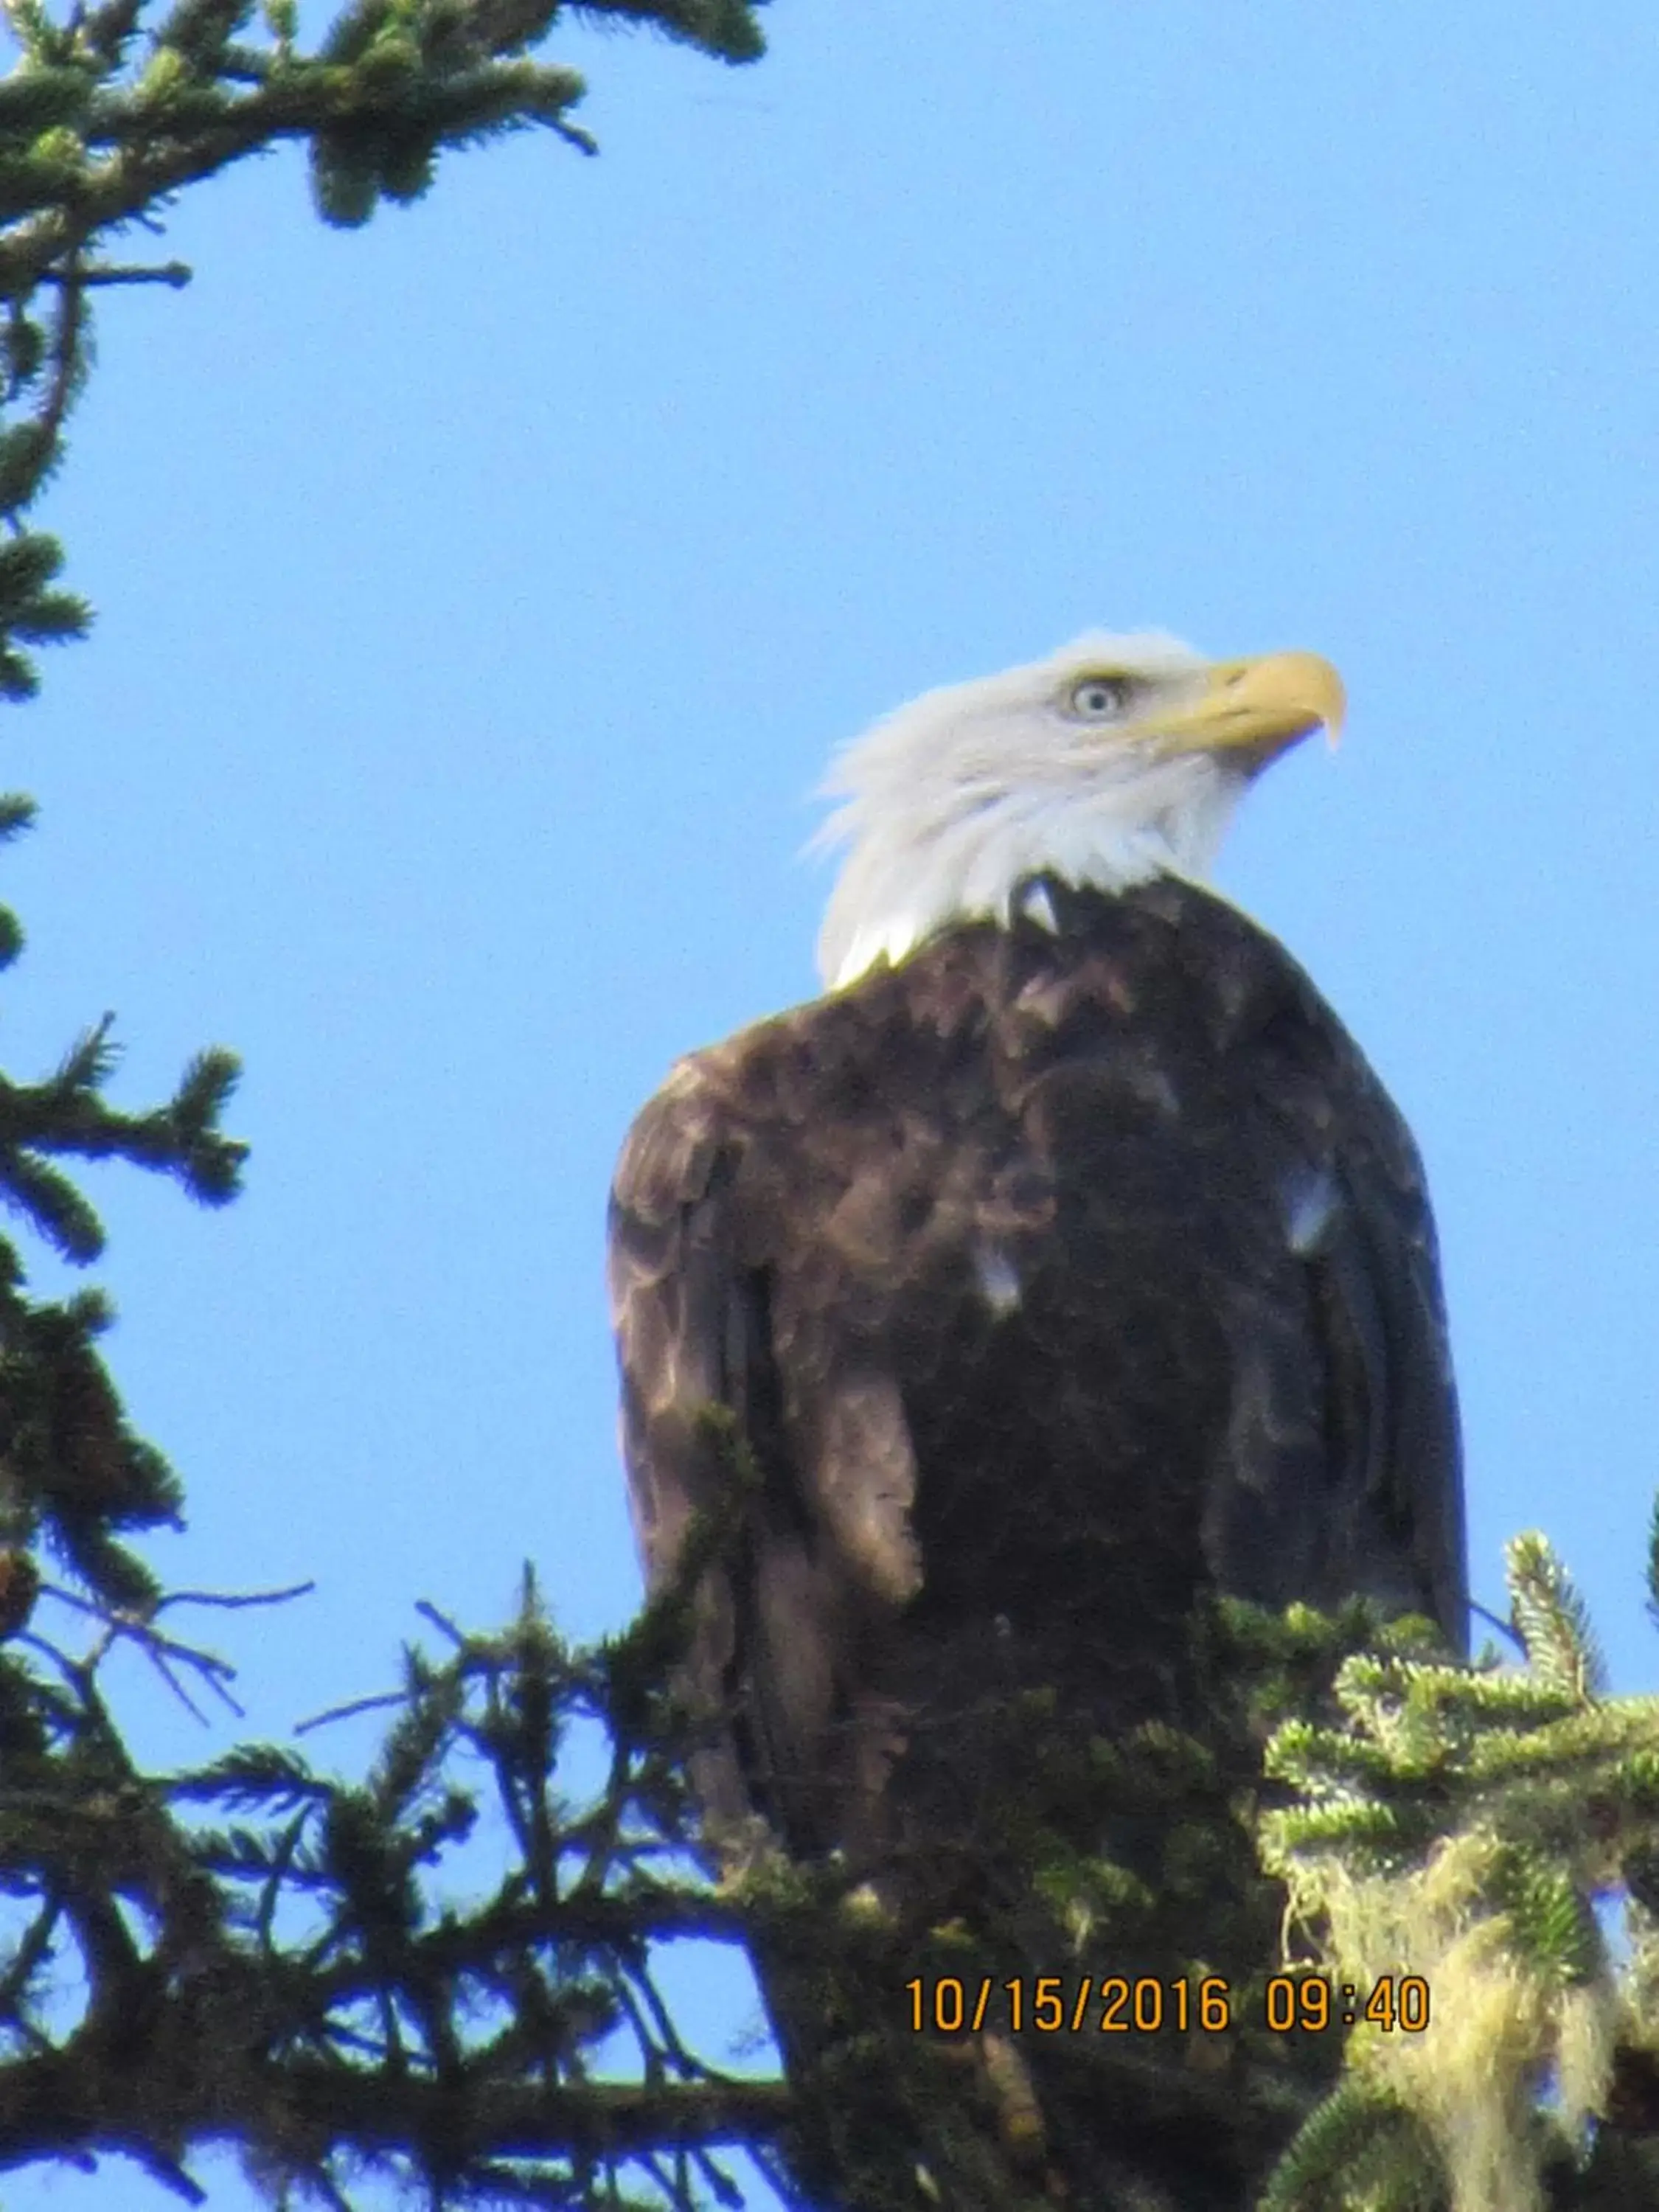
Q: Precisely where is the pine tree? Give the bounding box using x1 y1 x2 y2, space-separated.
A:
0 6 802 2205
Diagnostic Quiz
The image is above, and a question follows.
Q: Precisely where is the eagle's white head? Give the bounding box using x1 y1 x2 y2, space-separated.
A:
815 631 1345 991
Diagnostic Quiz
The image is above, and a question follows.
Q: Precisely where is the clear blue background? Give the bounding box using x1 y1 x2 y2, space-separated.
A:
6 4 1659 2202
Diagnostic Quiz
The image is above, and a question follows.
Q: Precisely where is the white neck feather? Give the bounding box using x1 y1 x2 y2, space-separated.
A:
814 708 1247 992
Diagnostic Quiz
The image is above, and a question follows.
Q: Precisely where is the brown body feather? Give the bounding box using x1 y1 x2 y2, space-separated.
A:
608 877 1465 1865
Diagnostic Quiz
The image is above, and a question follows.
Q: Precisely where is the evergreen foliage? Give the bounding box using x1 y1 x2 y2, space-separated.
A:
0 0 809 2202
0 0 765 696
0 1567 799 2204
1256 1536 1659 2212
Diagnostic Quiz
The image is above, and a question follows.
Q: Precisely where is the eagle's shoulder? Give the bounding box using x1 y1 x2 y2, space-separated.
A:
610 1050 732 1231
609 992 842 1236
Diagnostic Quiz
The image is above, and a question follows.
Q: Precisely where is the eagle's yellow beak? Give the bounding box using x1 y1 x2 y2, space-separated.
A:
1147 650 1346 763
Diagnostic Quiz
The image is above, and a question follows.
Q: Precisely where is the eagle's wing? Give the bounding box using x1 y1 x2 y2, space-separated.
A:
608 1046 912 1852
607 1056 756 1837
1178 891 1467 1655
608 1059 734 1590
1211 992 1466 1652
1326 1054 1467 1651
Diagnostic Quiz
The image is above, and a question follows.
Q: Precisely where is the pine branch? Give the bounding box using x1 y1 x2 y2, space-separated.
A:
0 1573 793 2207
0 0 766 694
1254 1540 1659 2212
0 4 787 2200
1509 1531 1607 1703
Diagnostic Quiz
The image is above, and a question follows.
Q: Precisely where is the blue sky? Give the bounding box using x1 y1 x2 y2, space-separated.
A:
6 3 1659 2202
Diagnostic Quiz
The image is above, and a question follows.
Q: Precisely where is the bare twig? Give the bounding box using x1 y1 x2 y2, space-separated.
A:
39 260 192 289
294 1687 409 1737
35 1578 247 1719
156 1580 316 1614
414 1596 467 1647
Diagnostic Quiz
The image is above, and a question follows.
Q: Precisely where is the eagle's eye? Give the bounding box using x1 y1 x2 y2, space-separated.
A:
1068 674 1139 721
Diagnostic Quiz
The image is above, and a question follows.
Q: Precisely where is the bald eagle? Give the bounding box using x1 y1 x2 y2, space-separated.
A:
608 633 1466 1873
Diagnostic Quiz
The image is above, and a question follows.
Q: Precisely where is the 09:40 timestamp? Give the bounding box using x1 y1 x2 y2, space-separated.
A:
1265 1974 1431 2033
904 1972 1431 2037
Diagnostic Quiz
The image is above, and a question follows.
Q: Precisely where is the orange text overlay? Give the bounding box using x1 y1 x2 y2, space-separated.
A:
903 1974 1432 2037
